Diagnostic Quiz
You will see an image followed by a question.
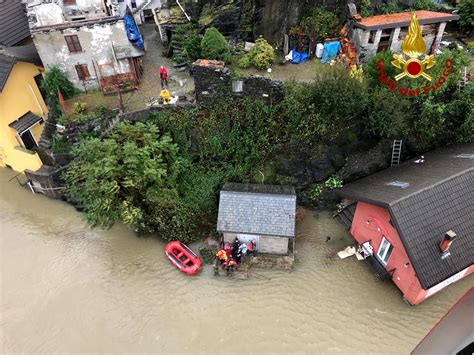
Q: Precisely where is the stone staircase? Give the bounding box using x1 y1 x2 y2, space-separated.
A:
333 203 356 230
38 120 57 149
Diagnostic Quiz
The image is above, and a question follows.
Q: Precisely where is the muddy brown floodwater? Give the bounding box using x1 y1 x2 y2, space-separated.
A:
0 168 472 353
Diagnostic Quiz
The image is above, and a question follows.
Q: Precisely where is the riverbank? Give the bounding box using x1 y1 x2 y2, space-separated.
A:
1 168 472 353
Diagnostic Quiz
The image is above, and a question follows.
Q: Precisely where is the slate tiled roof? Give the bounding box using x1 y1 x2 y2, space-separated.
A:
9 111 43 133
355 10 459 30
337 144 474 289
0 53 16 92
217 183 296 238
0 0 31 46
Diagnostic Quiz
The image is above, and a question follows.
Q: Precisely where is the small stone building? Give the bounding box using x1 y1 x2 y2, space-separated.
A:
347 10 459 64
28 1 145 91
217 183 296 255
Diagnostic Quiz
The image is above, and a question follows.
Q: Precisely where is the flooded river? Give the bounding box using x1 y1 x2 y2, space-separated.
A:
1 168 472 353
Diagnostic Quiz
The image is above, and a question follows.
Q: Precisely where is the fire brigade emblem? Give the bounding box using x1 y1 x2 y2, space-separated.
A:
391 13 436 81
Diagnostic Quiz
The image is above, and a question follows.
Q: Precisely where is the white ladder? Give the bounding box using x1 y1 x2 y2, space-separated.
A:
391 139 402 167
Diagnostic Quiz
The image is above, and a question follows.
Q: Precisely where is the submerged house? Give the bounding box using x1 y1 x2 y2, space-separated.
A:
335 144 474 305
0 1 49 173
217 183 296 256
28 0 145 92
347 9 459 63
412 287 474 355
0 50 48 172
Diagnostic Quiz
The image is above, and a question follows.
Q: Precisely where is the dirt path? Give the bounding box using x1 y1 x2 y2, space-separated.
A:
122 23 194 111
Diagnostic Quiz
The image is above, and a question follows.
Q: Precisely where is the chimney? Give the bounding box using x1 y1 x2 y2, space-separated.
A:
439 230 456 253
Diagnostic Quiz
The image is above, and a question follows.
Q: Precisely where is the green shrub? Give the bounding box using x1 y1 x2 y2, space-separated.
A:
72 101 87 114
359 0 372 17
238 55 252 68
182 34 202 63
468 41 474 50
200 27 231 63
458 0 474 28
307 183 323 201
51 136 71 154
239 38 275 69
324 176 343 189
300 7 339 39
42 65 75 102
411 0 440 10
380 0 401 13
231 68 245 81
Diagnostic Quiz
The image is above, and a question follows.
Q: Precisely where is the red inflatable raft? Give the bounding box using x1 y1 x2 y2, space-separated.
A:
165 241 202 275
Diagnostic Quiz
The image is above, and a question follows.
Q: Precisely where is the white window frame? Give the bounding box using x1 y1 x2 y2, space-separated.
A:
377 236 393 266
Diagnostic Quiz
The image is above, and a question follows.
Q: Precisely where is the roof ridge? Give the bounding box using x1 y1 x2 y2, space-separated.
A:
221 190 296 198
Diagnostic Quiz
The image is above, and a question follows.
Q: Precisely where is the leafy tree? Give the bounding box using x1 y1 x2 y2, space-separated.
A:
359 0 372 17
458 0 474 28
64 122 190 238
42 65 75 102
365 50 398 90
200 27 231 63
182 34 202 63
411 0 440 10
300 7 339 58
380 0 402 13
283 66 368 144
238 38 276 69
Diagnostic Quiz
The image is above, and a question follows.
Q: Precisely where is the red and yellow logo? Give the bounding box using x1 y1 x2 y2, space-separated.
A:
374 12 453 96
391 13 436 81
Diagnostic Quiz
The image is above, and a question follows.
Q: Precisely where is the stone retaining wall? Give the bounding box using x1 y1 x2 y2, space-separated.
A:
192 59 284 106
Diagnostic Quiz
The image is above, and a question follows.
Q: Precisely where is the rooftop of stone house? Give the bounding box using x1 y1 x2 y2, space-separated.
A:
355 10 459 30
27 0 111 31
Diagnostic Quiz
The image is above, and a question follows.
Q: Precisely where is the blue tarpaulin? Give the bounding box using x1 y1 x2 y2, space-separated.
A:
124 15 144 50
291 49 309 64
321 41 341 64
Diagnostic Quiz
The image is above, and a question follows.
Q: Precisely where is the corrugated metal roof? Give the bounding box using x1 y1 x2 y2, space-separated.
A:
0 0 31 46
9 111 43 133
0 53 16 92
337 144 474 289
217 183 296 237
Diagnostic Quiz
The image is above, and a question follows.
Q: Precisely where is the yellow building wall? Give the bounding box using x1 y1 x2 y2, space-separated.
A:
0 61 48 172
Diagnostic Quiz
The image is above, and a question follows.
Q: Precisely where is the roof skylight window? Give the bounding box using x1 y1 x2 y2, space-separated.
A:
387 181 410 189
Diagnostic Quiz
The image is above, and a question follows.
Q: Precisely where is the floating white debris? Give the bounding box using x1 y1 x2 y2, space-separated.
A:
337 246 356 259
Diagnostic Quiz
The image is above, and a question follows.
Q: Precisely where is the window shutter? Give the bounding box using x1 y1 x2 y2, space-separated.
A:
82 65 90 78
65 36 74 52
75 64 84 80
75 64 90 80
65 35 82 53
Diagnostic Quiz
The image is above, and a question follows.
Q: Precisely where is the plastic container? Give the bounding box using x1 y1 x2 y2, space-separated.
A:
316 43 324 58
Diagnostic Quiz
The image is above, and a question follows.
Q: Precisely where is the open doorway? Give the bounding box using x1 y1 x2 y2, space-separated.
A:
19 130 38 150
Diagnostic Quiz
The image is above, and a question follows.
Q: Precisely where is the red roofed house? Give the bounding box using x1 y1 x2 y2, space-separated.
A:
335 145 474 305
412 287 474 354
346 7 459 63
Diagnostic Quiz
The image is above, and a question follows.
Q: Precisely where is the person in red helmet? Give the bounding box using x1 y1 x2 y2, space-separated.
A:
159 65 168 88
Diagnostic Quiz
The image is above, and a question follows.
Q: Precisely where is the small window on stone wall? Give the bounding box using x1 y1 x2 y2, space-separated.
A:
232 80 243 93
